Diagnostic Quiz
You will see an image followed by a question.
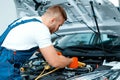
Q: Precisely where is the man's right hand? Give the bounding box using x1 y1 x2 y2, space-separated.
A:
68 57 86 68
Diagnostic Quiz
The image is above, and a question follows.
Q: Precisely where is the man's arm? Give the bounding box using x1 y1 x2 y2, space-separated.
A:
39 45 72 68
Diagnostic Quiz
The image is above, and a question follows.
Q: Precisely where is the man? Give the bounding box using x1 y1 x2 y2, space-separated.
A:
0 5 83 80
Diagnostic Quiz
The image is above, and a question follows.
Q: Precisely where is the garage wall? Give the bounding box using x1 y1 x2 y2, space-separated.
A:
0 0 17 36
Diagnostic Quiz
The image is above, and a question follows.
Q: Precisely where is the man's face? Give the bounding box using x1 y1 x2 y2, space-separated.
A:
49 17 65 33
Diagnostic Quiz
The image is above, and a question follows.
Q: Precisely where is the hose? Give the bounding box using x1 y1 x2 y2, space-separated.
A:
34 65 59 80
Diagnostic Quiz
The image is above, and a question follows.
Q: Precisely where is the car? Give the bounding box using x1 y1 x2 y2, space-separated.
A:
67 69 120 80
53 32 120 77
21 33 120 80
21 32 120 80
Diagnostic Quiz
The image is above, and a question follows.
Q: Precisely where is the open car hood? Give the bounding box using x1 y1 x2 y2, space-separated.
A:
50 0 120 36
14 0 120 36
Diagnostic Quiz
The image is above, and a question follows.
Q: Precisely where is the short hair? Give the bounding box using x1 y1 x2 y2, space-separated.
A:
45 5 67 21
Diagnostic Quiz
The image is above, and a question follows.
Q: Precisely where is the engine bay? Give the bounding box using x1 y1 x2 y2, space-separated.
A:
21 51 115 80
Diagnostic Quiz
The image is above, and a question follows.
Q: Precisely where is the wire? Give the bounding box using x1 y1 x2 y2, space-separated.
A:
80 20 97 34
35 68 59 80
39 68 46 76
53 32 62 37
67 5 97 34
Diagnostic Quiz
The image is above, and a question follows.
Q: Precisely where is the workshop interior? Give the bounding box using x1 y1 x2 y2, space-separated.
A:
1 0 120 80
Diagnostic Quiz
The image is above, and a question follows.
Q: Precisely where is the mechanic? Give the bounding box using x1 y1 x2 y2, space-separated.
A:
0 5 82 80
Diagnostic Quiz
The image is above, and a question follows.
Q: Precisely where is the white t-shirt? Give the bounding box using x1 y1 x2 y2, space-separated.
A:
1 16 52 50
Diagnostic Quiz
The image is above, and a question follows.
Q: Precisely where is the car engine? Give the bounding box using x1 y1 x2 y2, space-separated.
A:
21 52 99 80
20 51 115 80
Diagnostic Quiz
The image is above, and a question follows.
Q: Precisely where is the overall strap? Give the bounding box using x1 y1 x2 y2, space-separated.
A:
0 18 41 51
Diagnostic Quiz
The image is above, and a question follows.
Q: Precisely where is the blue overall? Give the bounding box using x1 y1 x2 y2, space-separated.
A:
0 18 41 80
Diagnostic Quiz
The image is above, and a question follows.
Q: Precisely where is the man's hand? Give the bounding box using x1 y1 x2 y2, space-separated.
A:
68 57 86 68
56 51 86 68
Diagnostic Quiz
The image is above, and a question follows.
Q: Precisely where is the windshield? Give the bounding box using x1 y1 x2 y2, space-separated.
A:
53 33 120 52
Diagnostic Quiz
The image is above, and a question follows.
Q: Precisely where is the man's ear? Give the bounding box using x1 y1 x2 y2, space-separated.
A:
50 17 56 23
